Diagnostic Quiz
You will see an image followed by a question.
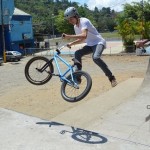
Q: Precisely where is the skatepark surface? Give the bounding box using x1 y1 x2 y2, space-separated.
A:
0 56 150 149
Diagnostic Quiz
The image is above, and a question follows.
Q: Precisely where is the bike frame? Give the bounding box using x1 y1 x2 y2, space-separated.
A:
51 52 76 85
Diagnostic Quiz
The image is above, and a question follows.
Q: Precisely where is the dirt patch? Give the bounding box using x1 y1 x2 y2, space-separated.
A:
0 54 149 120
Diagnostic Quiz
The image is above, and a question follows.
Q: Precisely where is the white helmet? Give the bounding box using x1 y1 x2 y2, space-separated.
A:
64 7 79 20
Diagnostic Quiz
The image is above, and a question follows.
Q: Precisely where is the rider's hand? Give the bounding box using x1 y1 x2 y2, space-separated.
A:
62 33 67 39
62 33 71 39
67 43 71 49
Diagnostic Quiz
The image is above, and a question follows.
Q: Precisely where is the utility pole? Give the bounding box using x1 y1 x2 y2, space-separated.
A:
52 14 55 38
0 0 6 62
141 0 144 39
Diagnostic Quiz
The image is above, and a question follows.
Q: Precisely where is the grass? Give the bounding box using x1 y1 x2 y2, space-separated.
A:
47 32 141 45
100 32 122 39
49 32 122 44
101 32 141 40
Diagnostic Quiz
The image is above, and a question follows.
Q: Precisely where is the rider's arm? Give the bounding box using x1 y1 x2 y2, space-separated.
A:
68 39 85 47
136 39 149 48
63 29 87 47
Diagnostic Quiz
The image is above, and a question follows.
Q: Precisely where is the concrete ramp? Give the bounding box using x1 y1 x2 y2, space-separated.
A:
87 58 150 148
51 78 143 127
0 108 109 149
0 58 150 149
51 58 150 149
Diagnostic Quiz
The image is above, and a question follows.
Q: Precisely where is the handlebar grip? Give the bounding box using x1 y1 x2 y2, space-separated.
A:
67 44 71 49
56 49 61 55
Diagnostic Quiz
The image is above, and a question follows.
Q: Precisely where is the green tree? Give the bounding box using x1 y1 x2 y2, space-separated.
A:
55 10 74 34
123 1 150 39
116 15 136 52
15 0 118 34
116 1 150 52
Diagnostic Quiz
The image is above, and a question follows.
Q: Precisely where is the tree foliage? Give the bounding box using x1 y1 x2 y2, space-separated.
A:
116 0 150 52
116 1 150 42
55 10 74 34
14 0 117 35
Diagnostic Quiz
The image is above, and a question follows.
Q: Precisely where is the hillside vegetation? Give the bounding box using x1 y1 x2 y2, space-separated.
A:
15 0 118 35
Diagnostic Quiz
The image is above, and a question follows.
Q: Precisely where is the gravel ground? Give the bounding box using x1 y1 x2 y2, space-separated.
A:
0 54 149 120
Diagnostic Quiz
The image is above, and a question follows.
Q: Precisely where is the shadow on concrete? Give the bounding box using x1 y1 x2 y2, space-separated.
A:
36 121 108 144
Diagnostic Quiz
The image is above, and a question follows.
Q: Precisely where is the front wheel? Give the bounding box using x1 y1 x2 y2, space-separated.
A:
25 56 54 85
61 71 92 102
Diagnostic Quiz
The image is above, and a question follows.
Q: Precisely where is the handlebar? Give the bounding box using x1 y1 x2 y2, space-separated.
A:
56 44 71 55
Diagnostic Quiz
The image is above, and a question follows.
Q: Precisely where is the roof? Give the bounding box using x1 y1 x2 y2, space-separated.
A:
13 8 31 16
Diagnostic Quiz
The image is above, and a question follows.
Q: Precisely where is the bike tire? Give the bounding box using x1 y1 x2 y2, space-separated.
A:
61 71 92 102
25 56 54 85
72 132 107 144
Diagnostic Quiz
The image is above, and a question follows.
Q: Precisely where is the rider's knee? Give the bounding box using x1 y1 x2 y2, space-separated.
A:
74 50 80 57
92 56 99 62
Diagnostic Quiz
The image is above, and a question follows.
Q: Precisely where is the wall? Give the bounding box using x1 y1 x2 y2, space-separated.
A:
8 14 34 54
0 0 14 25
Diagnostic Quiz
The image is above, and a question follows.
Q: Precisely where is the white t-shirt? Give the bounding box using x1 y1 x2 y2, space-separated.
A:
74 17 106 47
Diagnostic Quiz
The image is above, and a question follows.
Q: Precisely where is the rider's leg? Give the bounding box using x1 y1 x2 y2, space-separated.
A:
74 46 92 70
74 46 92 84
92 44 117 87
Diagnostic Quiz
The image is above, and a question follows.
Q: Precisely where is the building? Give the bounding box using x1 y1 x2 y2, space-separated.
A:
0 1 34 56
0 0 14 56
9 8 34 55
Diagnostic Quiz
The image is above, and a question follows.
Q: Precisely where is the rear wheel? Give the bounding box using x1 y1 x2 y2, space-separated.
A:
61 71 92 102
25 56 54 85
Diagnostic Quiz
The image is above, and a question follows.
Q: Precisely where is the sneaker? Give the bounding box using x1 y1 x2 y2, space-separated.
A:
111 78 117 87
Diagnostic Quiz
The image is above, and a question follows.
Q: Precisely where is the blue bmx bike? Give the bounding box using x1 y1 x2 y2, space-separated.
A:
24 43 92 102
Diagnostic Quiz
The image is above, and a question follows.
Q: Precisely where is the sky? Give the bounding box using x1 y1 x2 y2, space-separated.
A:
70 0 147 11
